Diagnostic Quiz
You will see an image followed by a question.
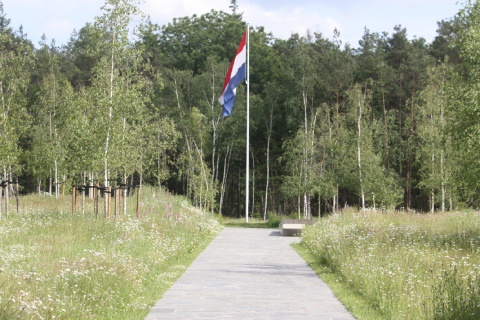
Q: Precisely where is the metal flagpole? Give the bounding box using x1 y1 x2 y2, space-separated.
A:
246 25 250 223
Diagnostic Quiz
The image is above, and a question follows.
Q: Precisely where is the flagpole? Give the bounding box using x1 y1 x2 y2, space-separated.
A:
246 25 250 223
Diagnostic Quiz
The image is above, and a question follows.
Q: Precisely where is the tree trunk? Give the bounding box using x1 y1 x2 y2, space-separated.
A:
264 126 271 221
318 194 321 218
406 156 412 210
219 144 232 216
237 169 241 218
89 172 94 199
54 159 58 199
357 92 365 212
440 101 446 212
297 194 301 219
333 193 336 214
382 84 390 169
49 170 52 196
449 192 452 211
123 173 127 216
441 182 446 212
0 181 3 219
406 88 416 211
4 168 9 217
105 17 117 217
431 153 435 213
15 178 19 213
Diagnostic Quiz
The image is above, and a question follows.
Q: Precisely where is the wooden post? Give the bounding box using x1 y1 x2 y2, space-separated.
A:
115 187 120 219
5 180 9 217
94 183 99 218
72 187 76 214
107 186 111 220
81 186 85 216
0 183 3 219
62 176 65 197
15 178 19 214
136 185 141 217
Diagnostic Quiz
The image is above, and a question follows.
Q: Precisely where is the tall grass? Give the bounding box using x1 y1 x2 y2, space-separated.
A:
0 187 221 319
301 210 480 320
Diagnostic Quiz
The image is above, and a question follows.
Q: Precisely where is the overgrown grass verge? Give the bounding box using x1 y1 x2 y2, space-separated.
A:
0 187 222 319
293 242 385 320
301 210 480 319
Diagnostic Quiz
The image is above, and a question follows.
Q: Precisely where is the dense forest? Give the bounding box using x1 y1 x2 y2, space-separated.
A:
1 0 480 217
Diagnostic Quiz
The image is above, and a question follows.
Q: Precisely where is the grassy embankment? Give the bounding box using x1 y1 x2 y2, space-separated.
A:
0 187 221 319
298 210 480 320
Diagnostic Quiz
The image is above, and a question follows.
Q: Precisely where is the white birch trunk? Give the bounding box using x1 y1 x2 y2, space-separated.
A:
54 159 58 199
105 18 117 216
5 168 9 217
357 92 365 212
264 127 271 221
297 194 301 219
333 192 336 214
49 171 52 196
123 173 127 216
219 144 232 216
303 86 309 220
431 153 435 213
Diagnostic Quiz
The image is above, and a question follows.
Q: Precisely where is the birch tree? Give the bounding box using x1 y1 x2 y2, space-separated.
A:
0 12 33 215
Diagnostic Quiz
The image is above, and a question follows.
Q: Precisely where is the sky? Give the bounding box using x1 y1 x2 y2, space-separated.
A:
0 0 463 48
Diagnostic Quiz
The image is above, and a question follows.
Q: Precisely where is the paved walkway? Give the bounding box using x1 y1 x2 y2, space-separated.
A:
145 227 355 319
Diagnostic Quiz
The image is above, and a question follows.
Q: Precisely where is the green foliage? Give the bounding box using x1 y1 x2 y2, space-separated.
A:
157 10 244 74
0 0 477 215
447 1 480 196
0 15 34 174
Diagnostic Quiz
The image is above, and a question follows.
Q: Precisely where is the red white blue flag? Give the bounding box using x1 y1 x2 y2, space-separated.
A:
218 31 247 117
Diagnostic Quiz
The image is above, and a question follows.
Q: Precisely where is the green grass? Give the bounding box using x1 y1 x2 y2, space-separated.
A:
300 210 480 320
0 187 222 319
293 242 386 320
218 214 282 228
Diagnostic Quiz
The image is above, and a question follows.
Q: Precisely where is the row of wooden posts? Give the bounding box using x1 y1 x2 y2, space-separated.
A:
72 184 141 219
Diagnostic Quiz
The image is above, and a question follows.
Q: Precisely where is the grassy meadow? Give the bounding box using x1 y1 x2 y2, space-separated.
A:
0 188 221 319
300 210 480 320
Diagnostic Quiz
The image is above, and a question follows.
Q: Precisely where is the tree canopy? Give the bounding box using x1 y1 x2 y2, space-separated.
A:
0 0 476 215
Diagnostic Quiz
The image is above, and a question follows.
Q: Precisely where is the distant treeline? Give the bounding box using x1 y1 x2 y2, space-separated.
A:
1 0 479 216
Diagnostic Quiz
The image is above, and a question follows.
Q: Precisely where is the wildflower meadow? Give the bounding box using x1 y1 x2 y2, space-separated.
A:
301 210 480 319
0 188 221 319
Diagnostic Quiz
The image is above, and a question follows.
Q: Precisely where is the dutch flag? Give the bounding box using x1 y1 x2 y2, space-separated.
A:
218 31 247 117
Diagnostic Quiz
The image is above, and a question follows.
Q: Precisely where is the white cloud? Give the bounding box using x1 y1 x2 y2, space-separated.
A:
244 3 342 39
0 0 463 48
143 0 229 23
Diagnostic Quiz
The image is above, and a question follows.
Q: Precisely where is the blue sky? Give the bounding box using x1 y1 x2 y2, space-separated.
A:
1 0 462 48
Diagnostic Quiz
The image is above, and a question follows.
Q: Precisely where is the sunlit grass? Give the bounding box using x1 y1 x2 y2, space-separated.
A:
0 187 221 319
218 215 282 228
300 210 480 319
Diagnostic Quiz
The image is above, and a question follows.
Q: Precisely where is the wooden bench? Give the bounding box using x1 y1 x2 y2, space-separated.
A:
279 219 315 236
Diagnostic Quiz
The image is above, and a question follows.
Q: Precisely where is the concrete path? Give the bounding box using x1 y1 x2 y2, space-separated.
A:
145 227 355 320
